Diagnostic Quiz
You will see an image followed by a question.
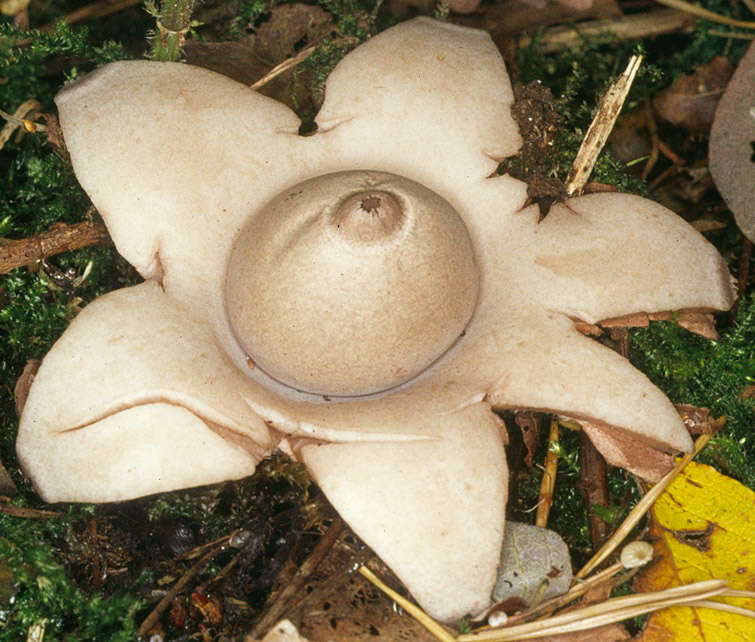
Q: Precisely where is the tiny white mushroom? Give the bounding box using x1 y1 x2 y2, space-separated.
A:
620 541 654 568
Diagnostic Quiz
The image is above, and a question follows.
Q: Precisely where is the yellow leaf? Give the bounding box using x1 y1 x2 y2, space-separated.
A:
635 461 755 640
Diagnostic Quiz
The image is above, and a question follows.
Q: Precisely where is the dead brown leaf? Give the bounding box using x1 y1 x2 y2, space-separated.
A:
13 358 40 417
479 0 620 44
184 3 336 111
515 411 542 468
653 56 734 134
250 620 312 642
0 463 16 496
672 310 719 340
268 530 438 641
675 404 725 435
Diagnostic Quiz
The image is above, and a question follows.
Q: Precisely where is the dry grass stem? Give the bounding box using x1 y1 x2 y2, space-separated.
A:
565 55 642 196
503 561 625 626
577 433 711 578
654 0 755 29
535 419 559 527
250 46 318 90
0 99 41 150
684 600 755 618
722 590 755 599
458 579 727 641
358 566 456 642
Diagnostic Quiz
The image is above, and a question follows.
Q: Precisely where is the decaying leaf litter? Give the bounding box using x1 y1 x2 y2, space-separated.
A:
0 0 752 636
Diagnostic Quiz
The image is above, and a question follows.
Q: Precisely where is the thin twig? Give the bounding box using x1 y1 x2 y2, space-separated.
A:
577 433 711 579
502 562 625 626
0 99 41 151
250 518 344 637
358 566 456 642
0 501 61 519
517 9 695 53
249 36 360 91
38 0 142 33
654 0 755 30
708 29 755 39
137 536 231 636
250 46 318 90
565 55 643 196
535 419 559 528
578 432 609 550
1 221 111 275
737 237 752 298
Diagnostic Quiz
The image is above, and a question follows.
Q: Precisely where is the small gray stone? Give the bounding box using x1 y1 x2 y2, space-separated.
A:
493 522 572 607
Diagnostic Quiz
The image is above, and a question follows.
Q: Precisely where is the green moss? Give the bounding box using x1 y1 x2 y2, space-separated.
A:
0 22 129 109
0 502 144 641
145 454 310 541
631 296 755 487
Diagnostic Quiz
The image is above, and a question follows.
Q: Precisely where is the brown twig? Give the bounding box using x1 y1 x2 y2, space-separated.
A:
653 0 755 30
535 419 559 528
578 432 609 550
250 518 344 637
517 9 695 54
38 0 143 33
576 433 711 579
0 221 111 275
0 500 61 519
137 534 233 637
737 237 752 298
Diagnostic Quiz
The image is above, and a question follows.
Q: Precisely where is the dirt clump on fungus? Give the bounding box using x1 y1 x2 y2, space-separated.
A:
499 81 567 219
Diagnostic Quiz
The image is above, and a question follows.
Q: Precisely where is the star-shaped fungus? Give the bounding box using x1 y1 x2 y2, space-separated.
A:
16 18 734 623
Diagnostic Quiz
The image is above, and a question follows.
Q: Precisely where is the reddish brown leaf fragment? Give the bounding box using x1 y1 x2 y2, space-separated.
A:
515 411 542 468
578 432 609 549
574 320 604 336
13 359 40 417
169 596 187 629
675 404 725 435
579 419 676 483
597 309 719 340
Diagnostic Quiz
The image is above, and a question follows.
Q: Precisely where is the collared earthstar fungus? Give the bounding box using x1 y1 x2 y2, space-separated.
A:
16 17 734 623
